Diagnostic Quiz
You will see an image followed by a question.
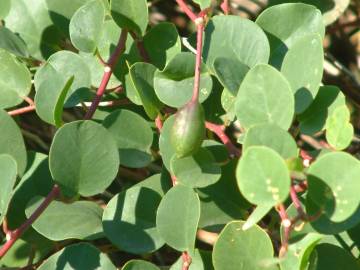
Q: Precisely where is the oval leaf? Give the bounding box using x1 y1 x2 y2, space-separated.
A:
156 185 200 252
49 120 120 197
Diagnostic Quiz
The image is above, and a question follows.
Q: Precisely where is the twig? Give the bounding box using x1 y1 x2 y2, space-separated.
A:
130 31 150 63
155 115 163 132
182 251 192 270
175 0 198 22
276 203 291 257
8 105 36 116
0 185 60 259
205 121 240 158
84 30 128 119
220 0 230 15
191 18 205 102
196 229 218 245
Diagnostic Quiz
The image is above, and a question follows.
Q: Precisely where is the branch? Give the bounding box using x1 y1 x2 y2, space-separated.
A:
84 30 128 119
130 31 150 63
176 0 198 22
196 229 218 245
0 185 60 259
205 121 240 158
191 19 205 102
276 203 291 257
220 0 230 15
8 105 36 116
182 251 192 270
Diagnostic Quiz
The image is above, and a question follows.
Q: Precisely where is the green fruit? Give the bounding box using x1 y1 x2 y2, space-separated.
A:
170 100 205 158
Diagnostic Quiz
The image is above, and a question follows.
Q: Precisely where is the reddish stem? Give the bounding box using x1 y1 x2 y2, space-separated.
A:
293 180 308 193
205 121 240 158
289 184 307 219
182 251 192 270
155 115 163 132
84 30 128 119
220 0 230 15
8 105 36 116
276 203 291 257
191 21 205 102
130 31 150 63
175 0 198 22
0 185 60 259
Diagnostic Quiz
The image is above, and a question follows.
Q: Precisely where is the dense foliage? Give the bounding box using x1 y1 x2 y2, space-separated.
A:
0 0 360 269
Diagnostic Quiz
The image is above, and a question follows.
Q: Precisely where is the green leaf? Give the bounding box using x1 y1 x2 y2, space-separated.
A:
5 0 63 60
193 0 211 9
307 152 360 222
235 64 294 130
308 243 359 270
49 120 120 197
221 88 236 120
110 0 148 36
0 0 11 18
197 160 250 229
281 34 324 113
45 0 93 36
154 52 213 108
243 123 298 159
202 140 229 164
102 186 164 254
34 50 92 107
325 105 353 150
156 185 200 252
0 48 32 109
122 260 160 270
256 3 325 67
134 173 172 197
159 115 176 171
242 205 273 231
37 243 116 270
268 0 350 26
171 148 221 188
7 152 54 231
69 0 105 53
280 233 323 270
0 26 29 58
1 238 53 268
203 15 270 71
213 57 249 96
103 109 153 168
35 67 74 127
129 63 163 119
298 86 346 135
26 198 103 241
0 110 27 176
236 146 291 206
213 221 275 270
170 249 214 270
0 154 18 224
131 22 181 69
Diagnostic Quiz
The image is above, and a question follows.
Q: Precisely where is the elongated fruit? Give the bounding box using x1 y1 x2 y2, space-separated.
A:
170 100 205 158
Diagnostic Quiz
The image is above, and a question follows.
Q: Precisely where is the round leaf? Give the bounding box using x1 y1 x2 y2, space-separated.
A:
0 154 18 224
281 34 324 113
235 64 294 130
0 48 31 109
37 243 116 270
307 152 360 222
34 50 92 107
0 26 29 58
0 109 27 176
26 199 103 241
110 0 148 36
103 109 153 168
325 105 353 150
171 148 221 188
203 15 270 71
69 0 105 53
129 63 163 119
122 260 160 270
49 120 120 197
154 52 213 108
256 3 325 67
159 115 176 171
236 146 291 206
103 186 164 254
309 243 359 270
243 123 298 159
156 185 200 252
213 221 274 270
